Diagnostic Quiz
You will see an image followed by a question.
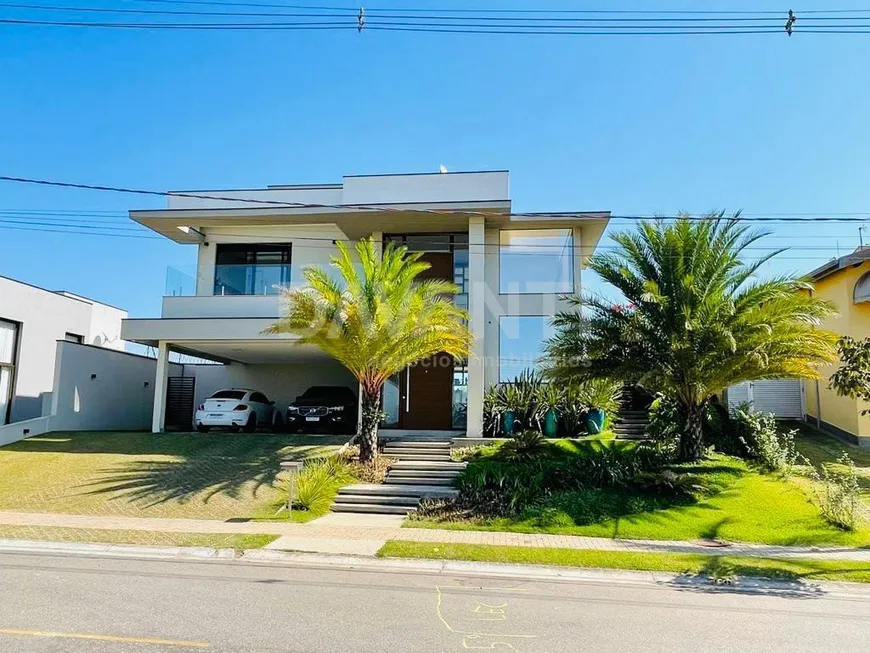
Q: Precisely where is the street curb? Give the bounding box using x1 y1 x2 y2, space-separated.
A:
0 539 237 561
2 538 869 598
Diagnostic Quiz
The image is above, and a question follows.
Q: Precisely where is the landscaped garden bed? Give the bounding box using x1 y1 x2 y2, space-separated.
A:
408 424 870 547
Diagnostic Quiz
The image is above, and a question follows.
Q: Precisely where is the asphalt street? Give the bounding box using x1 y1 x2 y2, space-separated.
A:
0 551 868 652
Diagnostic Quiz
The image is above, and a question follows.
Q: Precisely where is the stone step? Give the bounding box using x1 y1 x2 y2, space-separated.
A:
391 460 466 471
384 476 453 486
383 445 452 454
333 494 420 506
337 483 458 498
387 469 461 479
382 440 452 449
382 453 453 462
331 502 414 515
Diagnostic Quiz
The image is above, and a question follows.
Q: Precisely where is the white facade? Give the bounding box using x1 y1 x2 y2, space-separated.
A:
122 171 610 436
0 275 127 425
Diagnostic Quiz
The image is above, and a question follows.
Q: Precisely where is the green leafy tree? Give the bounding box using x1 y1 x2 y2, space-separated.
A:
264 238 472 463
830 336 870 414
546 214 839 461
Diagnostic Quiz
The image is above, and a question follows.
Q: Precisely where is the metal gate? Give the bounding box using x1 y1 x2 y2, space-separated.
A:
165 377 195 431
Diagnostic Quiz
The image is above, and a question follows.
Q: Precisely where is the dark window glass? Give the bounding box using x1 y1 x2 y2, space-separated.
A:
250 392 268 404
210 390 247 400
64 333 84 344
0 319 18 426
214 243 292 296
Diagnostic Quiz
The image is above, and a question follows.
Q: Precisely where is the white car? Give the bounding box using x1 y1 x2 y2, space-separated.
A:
194 389 280 433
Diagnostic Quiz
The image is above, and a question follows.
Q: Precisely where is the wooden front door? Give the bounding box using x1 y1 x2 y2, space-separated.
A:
400 353 454 430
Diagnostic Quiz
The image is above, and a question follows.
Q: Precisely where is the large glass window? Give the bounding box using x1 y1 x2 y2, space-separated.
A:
499 229 574 294
498 316 555 382
214 243 292 296
0 319 19 426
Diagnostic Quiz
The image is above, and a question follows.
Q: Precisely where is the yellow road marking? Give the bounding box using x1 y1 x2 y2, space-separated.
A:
0 627 210 648
435 586 537 639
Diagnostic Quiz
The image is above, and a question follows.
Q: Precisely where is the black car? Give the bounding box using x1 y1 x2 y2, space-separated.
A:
286 386 358 434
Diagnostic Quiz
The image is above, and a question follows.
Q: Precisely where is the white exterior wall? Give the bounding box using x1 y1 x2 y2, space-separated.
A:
50 342 182 432
185 361 356 411
0 277 127 423
0 342 181 446
166 172 509 211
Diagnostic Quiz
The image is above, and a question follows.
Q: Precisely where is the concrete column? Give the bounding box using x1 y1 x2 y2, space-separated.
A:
371 230 383 256
572 226 583 297
466 216 486 437
151 341 171 433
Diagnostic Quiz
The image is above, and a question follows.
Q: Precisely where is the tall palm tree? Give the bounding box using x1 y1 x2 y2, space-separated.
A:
546 214 838 461
264 238 472 463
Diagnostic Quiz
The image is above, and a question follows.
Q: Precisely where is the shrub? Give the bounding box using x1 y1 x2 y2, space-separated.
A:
644 396 682 459
807 453 862 531
728 406 800 474
292 457 354 513
631 469 707 499
502 430 547 461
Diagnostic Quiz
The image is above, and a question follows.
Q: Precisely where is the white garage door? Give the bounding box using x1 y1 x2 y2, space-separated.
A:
727 380 804 419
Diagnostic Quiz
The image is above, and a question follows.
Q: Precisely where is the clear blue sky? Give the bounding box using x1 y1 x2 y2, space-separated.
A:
1 0 868 318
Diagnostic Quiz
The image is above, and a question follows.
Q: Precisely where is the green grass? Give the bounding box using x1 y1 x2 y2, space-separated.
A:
791 420 870 510
0 431 350 521
0 525 278 550
410 438 870 547
378 541 870 584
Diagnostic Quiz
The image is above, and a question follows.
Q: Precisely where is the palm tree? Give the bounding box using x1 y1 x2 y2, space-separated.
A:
264 238 473 463
546 214 838 461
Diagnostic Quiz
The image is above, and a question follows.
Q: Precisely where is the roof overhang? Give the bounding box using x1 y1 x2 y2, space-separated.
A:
130 201 513 243
807 248 870 282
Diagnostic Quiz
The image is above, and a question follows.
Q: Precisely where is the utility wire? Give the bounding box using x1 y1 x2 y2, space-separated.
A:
4 174 870 224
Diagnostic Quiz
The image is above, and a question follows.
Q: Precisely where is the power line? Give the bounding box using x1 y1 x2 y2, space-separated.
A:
4 174 870 224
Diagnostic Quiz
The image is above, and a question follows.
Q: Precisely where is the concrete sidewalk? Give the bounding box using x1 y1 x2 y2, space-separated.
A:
0 510 869 561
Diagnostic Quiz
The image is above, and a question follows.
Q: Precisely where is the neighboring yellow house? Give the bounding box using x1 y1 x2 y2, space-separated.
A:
803 247 870 447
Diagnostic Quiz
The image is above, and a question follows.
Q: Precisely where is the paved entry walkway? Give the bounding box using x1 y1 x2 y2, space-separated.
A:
0 510 869 561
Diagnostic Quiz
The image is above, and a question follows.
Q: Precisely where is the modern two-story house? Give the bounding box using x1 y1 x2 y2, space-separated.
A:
121 171 610 437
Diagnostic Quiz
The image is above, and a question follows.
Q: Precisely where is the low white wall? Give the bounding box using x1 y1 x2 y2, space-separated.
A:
0 416 52 447
185 361 356 411
49 342 182 433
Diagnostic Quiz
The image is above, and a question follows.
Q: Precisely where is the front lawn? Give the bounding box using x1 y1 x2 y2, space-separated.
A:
378 541 870 584
0 525 278 550
0 431 349 522
410 437 870 547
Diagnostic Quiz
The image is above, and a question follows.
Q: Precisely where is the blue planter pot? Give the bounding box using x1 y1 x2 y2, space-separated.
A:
502 411 516 435
586 408 605 435
543 409 558 437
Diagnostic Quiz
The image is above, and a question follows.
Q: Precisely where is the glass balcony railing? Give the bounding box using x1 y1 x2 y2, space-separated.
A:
164 264 350 297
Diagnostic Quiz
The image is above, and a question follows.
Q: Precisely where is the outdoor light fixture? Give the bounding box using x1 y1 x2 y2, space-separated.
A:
177 225 205 239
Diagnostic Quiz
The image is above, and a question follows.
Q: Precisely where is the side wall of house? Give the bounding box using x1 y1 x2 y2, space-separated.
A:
50 342 183 432
0 278 93 423
803 260 870 445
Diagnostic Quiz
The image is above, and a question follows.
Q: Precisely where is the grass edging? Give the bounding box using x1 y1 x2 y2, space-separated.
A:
377 541 870 584
0 526 279 551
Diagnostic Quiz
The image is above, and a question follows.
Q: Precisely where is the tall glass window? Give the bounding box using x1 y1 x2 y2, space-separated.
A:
213 243 292 296
498 316 555 382
499 229 574 294
0 319 19 426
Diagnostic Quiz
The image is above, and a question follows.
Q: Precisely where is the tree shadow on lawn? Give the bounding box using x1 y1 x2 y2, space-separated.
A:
72 434 344 511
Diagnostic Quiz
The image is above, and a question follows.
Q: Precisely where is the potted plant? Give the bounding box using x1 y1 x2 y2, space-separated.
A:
535 383 564 437
576 379 621 435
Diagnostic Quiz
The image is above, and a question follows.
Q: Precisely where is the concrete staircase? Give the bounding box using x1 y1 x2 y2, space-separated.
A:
612 387 650 440
331 440 464 515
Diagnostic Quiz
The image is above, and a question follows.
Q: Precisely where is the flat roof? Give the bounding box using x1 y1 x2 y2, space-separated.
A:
0 274 126 312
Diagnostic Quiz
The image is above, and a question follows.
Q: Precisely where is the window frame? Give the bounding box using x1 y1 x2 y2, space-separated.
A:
64 332 84 344
213 243 293 296
498 228 575 295
0 318 21 426
497 314 555 383
855 271 870 304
